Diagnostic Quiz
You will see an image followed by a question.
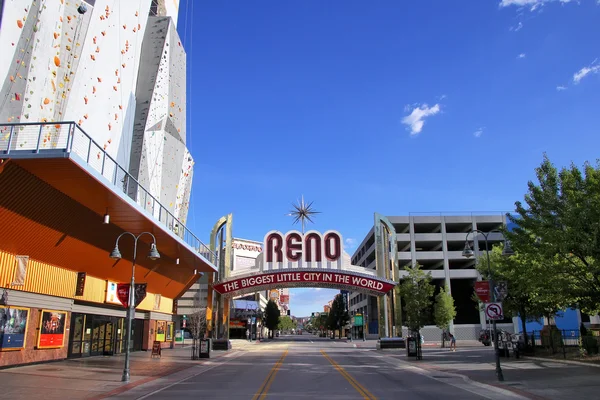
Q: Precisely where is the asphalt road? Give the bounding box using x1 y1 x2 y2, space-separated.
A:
140 335 526 400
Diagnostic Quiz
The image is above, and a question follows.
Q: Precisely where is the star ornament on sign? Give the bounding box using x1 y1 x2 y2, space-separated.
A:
286 195 320 234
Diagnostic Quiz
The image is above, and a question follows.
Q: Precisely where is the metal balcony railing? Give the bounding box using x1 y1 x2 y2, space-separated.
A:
0 121 217 264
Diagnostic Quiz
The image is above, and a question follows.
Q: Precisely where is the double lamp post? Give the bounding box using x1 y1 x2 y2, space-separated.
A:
462 229 513 382
110 232 160 383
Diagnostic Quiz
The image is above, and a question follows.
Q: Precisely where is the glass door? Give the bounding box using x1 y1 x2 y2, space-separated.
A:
68 313 85 358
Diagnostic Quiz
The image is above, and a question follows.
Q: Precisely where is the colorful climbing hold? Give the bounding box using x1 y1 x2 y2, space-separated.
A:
54 56 61 66
54 32 59 39
17 20 23 29
101 31 106 36
97 77 102 82
92 86 96 94
84 96 88 104
43 98 50 105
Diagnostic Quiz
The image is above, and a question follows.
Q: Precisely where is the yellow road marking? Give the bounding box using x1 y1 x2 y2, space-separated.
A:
320 350 377 400
252 350 289 400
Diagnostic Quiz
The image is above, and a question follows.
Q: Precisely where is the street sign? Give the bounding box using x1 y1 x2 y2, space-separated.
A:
495 281 508 301
475 281 490 303
485 302 504 320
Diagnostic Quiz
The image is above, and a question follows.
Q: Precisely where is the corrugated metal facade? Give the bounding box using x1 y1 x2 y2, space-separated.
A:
137 293 174 314
0 250 76 298
1 249 174 312
74 275 106 303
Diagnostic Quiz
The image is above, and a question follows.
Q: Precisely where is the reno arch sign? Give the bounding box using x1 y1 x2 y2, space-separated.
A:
264 230 343 270
211 230 398 297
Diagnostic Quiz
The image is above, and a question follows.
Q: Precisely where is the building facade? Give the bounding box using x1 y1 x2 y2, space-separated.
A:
349 213 517 340
0 1 218 367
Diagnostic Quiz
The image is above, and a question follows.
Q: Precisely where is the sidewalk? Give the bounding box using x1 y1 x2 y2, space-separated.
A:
397 347 600 399
0 344 243 400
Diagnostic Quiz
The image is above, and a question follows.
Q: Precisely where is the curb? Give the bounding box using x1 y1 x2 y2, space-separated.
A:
523 355 600 368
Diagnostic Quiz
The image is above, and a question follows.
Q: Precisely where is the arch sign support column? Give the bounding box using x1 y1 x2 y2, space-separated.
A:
208 214 233 340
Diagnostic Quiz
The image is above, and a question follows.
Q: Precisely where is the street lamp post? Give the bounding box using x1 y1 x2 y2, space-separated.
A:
462 229 513 382
109 232 160 383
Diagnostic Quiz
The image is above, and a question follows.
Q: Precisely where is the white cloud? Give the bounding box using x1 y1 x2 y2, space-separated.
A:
556 85 568 91
474 127 484 138
517 53 526 59
401 103 441 135
344 238 357 250
573 63 600 84
500 0 573 7
510 21 524 31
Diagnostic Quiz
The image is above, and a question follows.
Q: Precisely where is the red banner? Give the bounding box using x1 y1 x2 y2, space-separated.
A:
116 283 148 308
213 271 395 295
475 281 490 303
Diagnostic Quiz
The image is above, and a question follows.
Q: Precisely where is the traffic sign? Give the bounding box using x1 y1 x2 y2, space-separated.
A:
475 281 490 303
495 281 508 301
485 302 504 320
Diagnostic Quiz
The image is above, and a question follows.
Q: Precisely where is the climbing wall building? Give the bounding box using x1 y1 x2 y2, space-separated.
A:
0 0 192 223
0 1 214 367
129 14 193 225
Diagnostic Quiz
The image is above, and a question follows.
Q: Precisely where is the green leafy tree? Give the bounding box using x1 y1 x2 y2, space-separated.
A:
475 244 571 344
277 316 297 332
434 286 456 347
327 294 350 338
510 154 600 314
400 264 435 335
264 300 280 338
316 313 328 335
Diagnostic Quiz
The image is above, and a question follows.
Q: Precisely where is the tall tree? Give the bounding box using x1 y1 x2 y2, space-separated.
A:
510 154 600 314
188 296 207 360
400 264 435 335
278 316 297 332
434 286 456 348
264 300 280 339
327 294 350 338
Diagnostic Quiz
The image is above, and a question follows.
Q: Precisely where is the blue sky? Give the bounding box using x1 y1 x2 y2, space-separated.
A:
177 0 600 317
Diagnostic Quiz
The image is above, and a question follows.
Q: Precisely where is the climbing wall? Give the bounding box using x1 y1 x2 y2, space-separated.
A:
0 0 152 167
129 15 192 224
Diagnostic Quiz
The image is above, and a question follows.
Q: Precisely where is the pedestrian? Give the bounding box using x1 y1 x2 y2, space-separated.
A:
246 329 250 341
449 332 456 351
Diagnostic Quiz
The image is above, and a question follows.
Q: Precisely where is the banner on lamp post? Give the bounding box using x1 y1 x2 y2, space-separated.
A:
116 283 148 308
474 281 490 303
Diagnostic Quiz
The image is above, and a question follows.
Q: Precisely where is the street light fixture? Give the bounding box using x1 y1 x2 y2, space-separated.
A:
109 231 160 382
462 229 512 382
